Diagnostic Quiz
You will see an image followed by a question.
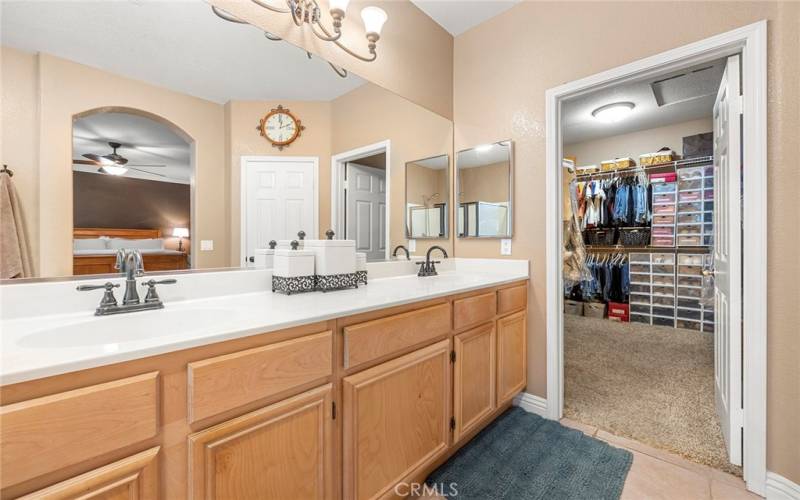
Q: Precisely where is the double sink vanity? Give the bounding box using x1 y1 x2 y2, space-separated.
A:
0 259 529 499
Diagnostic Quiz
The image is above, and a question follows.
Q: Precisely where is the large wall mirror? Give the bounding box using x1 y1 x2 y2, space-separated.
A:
1 0 453 280
456 140 514 238
405 155 449 240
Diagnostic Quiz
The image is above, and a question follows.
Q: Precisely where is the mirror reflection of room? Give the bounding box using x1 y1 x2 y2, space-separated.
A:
456 141 513 238
406 155 449 240
1 0 453 279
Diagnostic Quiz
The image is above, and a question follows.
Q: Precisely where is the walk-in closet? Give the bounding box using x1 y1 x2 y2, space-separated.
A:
560 57 742 476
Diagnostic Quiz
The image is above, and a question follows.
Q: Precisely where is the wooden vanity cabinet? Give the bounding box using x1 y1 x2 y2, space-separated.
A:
188 384 334 500
497 310 528 405
452 323 496 441
342 340 451 500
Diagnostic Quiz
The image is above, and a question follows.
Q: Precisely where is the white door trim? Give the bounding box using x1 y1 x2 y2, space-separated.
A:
239 155 319 266
544 21 767 495
331 140 391 260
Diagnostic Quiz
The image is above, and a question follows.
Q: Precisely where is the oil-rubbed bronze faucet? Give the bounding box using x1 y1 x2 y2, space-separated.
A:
392 245 410 260
416 245 448 277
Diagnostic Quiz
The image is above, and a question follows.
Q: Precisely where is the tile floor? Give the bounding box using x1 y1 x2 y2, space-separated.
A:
559 418 763 500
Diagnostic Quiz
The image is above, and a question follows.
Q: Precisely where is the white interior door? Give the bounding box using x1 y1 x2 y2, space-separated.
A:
345 163 386 261
243 157 316 266
712 54 743 466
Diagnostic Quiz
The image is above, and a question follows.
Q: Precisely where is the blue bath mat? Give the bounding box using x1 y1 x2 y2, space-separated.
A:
426 407 633 499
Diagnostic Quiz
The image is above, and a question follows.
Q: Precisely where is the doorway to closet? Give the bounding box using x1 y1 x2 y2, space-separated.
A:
547 23 766 494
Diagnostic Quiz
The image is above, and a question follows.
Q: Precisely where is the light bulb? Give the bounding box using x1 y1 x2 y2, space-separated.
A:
329 0 350 13
99 165 128 176
592 102 635 123
361 6 387 36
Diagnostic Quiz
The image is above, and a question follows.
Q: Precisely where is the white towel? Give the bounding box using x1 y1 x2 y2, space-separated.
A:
0 173 33 279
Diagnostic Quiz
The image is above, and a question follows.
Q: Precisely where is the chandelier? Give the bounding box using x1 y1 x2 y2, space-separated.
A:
212 0 387 66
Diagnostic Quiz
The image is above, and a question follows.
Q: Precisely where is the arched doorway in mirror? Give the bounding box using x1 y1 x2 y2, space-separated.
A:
71 108 194 275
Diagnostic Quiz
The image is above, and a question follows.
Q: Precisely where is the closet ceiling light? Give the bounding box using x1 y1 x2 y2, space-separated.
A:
592 102 635 123
474 144 493 152
99 165 128 176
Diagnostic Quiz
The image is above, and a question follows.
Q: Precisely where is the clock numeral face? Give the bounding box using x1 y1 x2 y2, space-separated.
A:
266 112 297 143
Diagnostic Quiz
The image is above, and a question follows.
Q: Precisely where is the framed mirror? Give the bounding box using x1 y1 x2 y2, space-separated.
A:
456 140 513 238
405 155 449 239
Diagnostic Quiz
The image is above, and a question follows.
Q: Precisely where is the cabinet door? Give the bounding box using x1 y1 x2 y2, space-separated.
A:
497 311 527 405
18 446 159 500
188 384 333 500
453 323 496 441
342 340 450 500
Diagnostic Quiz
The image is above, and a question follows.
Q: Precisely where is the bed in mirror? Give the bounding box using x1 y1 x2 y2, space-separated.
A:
456 141 514 238
1 0 453 280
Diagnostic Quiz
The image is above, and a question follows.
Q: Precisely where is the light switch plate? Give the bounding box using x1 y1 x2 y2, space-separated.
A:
501 239 512 255
408 239 416 252
200 240 214 251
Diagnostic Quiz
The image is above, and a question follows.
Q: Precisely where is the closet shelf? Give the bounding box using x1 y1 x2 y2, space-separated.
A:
585 245 710 254
574 156 713 180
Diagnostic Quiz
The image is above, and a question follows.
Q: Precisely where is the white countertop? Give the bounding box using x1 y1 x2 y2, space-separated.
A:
0 259 528 385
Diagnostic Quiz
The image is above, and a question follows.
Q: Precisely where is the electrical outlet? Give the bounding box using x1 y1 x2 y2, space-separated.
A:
200 240 214 251
408 239 416 252
501 239 512 255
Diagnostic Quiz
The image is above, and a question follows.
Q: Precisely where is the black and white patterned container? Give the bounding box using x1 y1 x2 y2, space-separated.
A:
271 275 316 295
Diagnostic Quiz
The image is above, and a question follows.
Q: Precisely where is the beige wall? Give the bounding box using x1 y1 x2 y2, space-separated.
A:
209 0 453 119
453 1 799 481
226 99 333 265
562 118 714 218
1 47 39 276
406 162 448 238
330 83 453 257
459 162 511 204
1 49 228 277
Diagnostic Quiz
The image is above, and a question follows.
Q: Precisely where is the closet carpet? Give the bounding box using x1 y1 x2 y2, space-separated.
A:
563 315 742 476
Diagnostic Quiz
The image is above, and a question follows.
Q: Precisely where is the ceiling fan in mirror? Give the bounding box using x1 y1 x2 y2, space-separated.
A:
73 141 168 177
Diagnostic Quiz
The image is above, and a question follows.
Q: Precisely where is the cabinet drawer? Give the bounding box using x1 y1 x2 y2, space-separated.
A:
18 446 160 500
344 303 451 370
188 331 332 422
0 372 159 488
453 292 497 330
497 284 527 315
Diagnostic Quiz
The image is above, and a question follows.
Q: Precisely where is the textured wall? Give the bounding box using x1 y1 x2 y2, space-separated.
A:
453 1 799 482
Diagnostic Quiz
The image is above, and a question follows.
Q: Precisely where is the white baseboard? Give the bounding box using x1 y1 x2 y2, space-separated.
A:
512 392 548 417
767 472 800 500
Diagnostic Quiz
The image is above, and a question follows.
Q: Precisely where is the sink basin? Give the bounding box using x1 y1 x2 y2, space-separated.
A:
17 308 235 348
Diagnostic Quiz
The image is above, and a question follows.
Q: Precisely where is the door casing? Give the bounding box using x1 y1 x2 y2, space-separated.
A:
544 21 767 495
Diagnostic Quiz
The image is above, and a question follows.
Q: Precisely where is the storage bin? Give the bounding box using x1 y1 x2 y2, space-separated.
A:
583 302 606 318
600 160 616 172
677 235 703 247
639 153 654 166
629 272 650 284
631 304 650 314
304 236 356 276
652 264 673 274
651 236 675 247
703 235 714 246
564 299 584 316
678 201 704 213
652 275 674 286
652 306 675 318
618 228 650 246
677 319 702 331
576 164 599 175
654 193 676 204
678 276 703 287
677 308 702 320
704 189 714 200
653 316 675 327
653 182 677 193
651 149 676 165
652 295 674 306
679 191 702 202
678 167 704 180
703 323 714 333
630 253 650 262
630 263 650 273
679 179 702 190
678 298 701 309
678 213 703 224
653 226 675 236
653 206 676 216
608 302 629 322
631 313 650 324
704 177 714 188
630 293 650 304
678 254 704 266
585 228 617 246
653 215 675 225
704 311 715 322
653 285 675 296
652 253 675 264
615 157 636 169
272 244 316 294
678 224 702 235
650 172 677 183
630 283 651 294
678 264 703 275
678 286 701 298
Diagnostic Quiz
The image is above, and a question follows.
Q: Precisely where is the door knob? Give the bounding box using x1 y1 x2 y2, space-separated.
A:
248 256 254 263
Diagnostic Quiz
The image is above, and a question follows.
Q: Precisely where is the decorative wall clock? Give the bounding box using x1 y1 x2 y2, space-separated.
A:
258 105 305 150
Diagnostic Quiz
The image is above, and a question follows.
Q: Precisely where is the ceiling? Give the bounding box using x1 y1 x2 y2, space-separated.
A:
73 112 192 184
457 142 510 168
563 59 726 145
410 0 521 36
1 0 364 104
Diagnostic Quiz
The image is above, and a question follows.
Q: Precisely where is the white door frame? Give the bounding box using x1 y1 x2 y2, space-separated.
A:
331 140 391 260
544 21 767 495
239 155 319 266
